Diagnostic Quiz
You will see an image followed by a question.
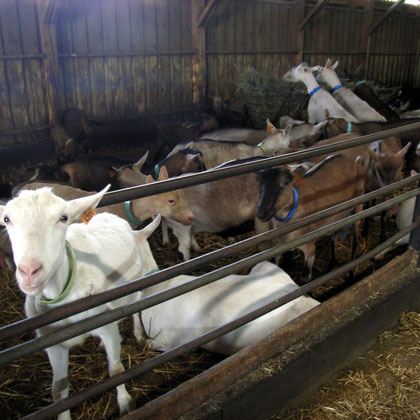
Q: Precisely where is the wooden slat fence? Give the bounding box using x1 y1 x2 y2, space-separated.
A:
0 0 418 166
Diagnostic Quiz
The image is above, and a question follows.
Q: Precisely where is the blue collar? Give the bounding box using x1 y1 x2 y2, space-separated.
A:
347 122 352 133
124 201 142 227
274 187 298 222
330 84 343 93
309 86 321 97
354 80 366 87
154 164 160 180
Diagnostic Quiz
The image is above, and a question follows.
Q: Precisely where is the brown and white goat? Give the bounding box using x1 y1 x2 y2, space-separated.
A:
256 155 366 282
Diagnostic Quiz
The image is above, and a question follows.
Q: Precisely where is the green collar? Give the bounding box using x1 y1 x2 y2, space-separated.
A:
124 201 142 227
64 138 74 147
354 80 366 87
40 241 77 304
145 268 160 276
258 142 272 157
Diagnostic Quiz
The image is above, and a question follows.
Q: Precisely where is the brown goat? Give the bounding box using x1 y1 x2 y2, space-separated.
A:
256 155 366 282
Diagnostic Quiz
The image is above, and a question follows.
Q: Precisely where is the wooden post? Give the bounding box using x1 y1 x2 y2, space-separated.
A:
362 0 375 79
191 0 207 106
36 0 60 123
295 0 306 65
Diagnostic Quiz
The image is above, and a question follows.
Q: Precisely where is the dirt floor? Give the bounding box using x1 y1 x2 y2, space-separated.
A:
272 311 420 420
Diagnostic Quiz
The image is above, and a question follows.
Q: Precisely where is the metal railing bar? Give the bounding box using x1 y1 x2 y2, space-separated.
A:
1 188 418 366
1 174 419 342
98 123 420 206
21 218 420 420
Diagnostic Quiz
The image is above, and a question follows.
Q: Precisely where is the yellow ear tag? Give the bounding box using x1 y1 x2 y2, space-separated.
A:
80 208 96 224
295 174 304 185
267 124 274 133
109 170 116 178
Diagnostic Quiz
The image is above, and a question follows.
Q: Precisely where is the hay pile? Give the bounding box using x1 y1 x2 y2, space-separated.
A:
273 311 420 420
237 67 309 128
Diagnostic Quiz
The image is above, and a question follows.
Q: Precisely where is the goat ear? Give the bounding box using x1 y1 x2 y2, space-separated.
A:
310 65 322 73
158 165 169 180
326 58 331 68
332 61 339 70
283 124 292 137
0 206 5 226
185 141 194 149
146 175 154 184
67 184 111 223
396 142 411 158
410 170 418 176
140 214 162 239
316 120 328 129
266 119 276 132
134 150 149 173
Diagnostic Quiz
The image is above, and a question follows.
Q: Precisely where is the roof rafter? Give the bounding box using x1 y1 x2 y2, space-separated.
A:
299 0 331 31
198 0 224 28
369 0 406 35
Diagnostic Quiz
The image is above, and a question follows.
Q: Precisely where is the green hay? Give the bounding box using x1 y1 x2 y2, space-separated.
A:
237 67 309 128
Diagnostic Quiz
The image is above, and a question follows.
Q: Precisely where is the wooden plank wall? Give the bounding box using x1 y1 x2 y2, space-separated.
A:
369 13 417 85
55 0 194 120
0 0 51 164
0 0 419 165
303 5 366 77
206 0 298 100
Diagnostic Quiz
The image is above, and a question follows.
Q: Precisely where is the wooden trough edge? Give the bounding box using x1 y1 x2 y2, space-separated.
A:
122 251 420 420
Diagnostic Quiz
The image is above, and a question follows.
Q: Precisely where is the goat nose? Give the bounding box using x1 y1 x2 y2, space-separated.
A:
188 214 195 222
18 262 43 281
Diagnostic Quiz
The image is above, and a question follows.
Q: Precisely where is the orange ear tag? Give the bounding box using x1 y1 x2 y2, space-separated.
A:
109 170 116 178
267 124 274 133
295 174 304 185
80 208 96 224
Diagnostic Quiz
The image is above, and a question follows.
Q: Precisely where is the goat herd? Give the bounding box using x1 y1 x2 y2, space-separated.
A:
0 59 419 419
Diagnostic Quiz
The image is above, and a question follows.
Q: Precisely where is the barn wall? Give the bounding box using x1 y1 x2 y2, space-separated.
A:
0 0 419 165
55 0 195 120
206 1 299 100
0 0 51 164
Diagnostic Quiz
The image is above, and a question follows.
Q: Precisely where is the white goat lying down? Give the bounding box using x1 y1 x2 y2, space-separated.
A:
315 58 386 123
137 217 320 355
0 186 149 420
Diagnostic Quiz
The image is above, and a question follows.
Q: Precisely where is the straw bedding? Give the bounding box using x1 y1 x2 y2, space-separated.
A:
273 311 420 420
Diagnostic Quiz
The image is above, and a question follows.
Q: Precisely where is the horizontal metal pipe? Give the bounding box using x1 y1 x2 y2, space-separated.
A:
1 189 418 367
22 219 420 420
2 174 419 342
99 123 420 206
2 175 419 342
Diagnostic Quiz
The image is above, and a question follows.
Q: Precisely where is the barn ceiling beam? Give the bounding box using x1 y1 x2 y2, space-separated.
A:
299 0 331 31
198 0 223 28
369 0 406 35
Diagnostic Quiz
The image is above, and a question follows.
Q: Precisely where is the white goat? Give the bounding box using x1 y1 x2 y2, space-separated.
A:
283 62 359 124
315 59 386 123
0 186 149 420
375 171 418 259
137 217 320 355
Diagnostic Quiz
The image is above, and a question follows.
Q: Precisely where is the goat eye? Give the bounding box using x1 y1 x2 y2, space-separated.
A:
168 199 175 204
60 215 68 222
3 216 9 224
